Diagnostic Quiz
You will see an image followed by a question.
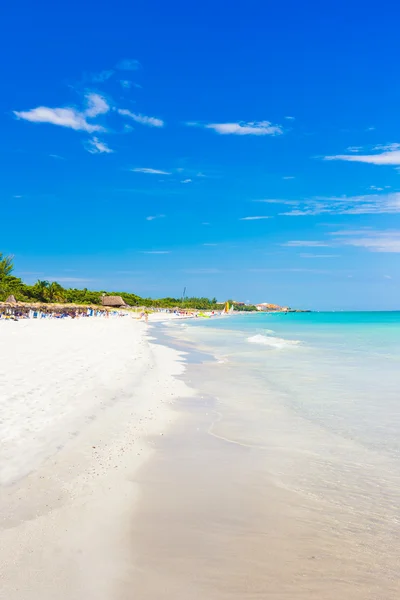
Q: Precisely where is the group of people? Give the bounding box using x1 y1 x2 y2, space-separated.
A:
0 306 129 321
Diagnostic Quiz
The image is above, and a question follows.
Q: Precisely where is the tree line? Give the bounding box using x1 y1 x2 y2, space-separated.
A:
0 253 257 311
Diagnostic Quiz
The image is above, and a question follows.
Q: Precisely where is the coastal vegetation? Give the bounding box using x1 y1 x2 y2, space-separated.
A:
0 253 258 311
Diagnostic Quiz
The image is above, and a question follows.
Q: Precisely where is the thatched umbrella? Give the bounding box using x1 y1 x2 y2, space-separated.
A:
101 296 128 308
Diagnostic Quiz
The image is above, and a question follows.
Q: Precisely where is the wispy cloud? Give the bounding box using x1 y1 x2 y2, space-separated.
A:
132 167 171 175
13 93 110 133
85 93 110 117
205 120 283 136
299 253 340 258
282 240 332 247
281 192 400 215
282 176 295 180
119 80 132 89
116 59 141 71
183 268 221 274
330 229 400 253
146 214 165 221
325 144 400 165
90 70 114 83
118 109 164 127
248 268 330 274
255 198 298 206
42 276 96 283
181 178 192 184
240 216 271 220
85 137 113 154
284 116 295 120
49 154 64 160
141 250 170 254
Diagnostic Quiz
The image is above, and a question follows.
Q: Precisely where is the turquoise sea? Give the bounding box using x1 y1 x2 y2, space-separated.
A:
185 311 400 459
156 311 400 597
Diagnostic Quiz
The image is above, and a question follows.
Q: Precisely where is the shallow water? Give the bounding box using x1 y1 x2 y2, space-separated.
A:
129 313 400 598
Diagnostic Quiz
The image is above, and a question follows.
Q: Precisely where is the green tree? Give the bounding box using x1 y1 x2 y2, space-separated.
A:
47 282 66 302
0 253 14 278
33 280 50 302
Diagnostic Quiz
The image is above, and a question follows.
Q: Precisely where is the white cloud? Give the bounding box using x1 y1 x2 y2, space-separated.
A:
141 250 170 254
373 143 400 151
14 93 110 133
146 214 165 221
240 216 271 220
118 108 164 127
325 146 400 165
205 120 283 136
85 137 113 154
281 192 400 216
119 80 132 89
384 275 392 279
84 93 110 117
49 154 64 159
116 59 141 71
346 146 363 153
181 179 192 184
132 168 171 175
14 106 102 132
284 116 295 120
330 229 400 253
282 241 332 247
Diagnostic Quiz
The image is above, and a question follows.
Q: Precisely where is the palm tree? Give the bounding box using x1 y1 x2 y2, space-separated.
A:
47 281 65 302
34 280 50 301
0 253 14 278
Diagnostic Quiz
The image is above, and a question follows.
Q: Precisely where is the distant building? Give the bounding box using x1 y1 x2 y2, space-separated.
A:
256 303 282 311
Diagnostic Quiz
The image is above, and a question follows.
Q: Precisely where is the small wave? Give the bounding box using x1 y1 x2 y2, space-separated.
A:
247 334 301 349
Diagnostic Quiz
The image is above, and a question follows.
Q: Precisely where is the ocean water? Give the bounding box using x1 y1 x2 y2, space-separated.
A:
183 311 400 460
141 312 400 598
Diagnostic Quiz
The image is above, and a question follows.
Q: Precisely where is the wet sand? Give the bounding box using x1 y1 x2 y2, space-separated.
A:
125 327 400 599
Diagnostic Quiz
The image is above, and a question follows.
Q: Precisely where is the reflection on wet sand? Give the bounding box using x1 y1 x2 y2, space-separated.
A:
126 377 400 600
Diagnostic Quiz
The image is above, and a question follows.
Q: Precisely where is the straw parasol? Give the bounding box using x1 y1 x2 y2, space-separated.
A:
101 296 127 307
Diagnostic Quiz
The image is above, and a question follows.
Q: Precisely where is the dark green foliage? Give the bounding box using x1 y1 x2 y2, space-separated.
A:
0 253 14 278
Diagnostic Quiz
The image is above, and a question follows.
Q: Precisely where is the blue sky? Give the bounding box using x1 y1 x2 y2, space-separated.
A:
2 1 400 309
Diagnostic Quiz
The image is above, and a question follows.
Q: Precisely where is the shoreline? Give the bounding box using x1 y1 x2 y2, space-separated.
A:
0 317 194 599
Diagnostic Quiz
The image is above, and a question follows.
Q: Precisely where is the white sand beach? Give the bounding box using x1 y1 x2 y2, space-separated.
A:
0 316 193 599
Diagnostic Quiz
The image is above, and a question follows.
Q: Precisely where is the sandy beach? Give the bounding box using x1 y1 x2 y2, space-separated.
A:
2 313 400 600
0 316 192 599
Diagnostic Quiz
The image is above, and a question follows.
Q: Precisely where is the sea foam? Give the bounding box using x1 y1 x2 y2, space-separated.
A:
247 334 300 349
